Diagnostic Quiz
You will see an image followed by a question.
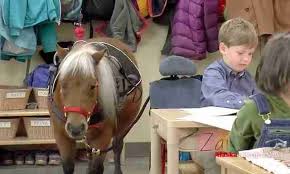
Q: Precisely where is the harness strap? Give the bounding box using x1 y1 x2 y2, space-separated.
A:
85 96 149 157
88 122 104 129
48 65 58 95
48 64 66 122
250 93 272 124
249 93 271 115
100 42 142 94
48 96 66 122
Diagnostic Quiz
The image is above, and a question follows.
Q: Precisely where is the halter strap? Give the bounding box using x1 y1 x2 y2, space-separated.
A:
63 106 92 118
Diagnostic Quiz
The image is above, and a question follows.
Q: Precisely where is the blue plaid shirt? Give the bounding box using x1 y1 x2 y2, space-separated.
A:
201 59 259 109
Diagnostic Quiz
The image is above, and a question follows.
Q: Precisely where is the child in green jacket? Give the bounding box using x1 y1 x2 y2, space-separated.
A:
229 32 290 152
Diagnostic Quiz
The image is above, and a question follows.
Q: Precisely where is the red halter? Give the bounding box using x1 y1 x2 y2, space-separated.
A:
63 104 104 129
63 106 92 119
61 80 103 128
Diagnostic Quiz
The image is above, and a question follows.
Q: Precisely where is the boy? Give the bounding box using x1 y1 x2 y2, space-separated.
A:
200 18 259 109
190 18 259 174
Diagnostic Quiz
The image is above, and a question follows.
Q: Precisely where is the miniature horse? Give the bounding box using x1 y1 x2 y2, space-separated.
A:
48 38 143 174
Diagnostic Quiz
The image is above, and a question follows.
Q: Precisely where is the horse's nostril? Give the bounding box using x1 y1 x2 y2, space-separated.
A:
71 128 81 137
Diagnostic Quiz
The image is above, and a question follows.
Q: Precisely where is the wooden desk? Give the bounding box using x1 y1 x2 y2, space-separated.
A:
150 109 207 174
216 157 270 174
150 109 222 174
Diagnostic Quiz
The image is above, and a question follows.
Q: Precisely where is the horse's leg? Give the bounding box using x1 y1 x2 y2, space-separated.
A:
53 122 76 174
111 87 142 174
60 142 76 174
86 123 113 174
88 154 106 174
112 137 124 174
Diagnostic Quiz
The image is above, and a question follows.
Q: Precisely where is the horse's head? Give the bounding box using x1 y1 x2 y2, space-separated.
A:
56 42 117 140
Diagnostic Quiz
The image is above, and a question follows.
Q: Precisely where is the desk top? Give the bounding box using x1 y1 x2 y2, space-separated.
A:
216 157 270 174
150 109 236 131
150 109 209 128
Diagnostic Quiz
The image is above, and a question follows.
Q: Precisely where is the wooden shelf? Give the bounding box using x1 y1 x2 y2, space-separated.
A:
0 137 55 145
0 138 83 146
0 109 49 117
0 109 86 147
0 110 59 146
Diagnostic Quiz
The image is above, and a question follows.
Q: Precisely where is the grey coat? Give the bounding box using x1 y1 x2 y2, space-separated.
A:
107 0 144 51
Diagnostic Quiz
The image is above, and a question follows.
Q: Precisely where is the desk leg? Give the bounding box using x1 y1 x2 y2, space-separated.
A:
167 127 179 174
221 167 227 174
150 119 161 174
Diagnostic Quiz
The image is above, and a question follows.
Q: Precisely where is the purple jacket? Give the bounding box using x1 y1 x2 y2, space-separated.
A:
171 0 219 60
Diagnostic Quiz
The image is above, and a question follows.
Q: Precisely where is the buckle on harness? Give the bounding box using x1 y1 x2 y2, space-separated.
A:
92 148 101 156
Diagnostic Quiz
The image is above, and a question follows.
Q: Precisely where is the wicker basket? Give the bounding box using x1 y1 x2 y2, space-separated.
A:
33 88 48 109
0 118 20 140
24 117 54 139
0 86 31 110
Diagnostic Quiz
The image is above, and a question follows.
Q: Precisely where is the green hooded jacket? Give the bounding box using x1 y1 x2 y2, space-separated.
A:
228 94 290 153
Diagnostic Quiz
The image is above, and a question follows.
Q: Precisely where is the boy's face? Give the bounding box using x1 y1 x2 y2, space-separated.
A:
219 42 256 72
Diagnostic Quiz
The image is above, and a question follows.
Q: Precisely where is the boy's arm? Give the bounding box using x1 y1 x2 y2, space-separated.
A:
201 68 246 109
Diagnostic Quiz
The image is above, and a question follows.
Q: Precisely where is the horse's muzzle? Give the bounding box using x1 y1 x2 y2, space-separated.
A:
66 122 86 139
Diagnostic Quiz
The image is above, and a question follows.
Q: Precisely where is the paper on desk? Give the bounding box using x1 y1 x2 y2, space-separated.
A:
239 148 290 174
178 107 238 131
178 115 236 131
182 106 238 117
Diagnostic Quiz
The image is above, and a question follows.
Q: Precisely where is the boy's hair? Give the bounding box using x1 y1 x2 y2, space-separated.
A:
219 18 258 48
256 33 290 95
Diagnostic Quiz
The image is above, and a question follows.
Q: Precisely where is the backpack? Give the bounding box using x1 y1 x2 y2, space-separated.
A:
251 94 290 149
82 0 115 21
25 64 51 88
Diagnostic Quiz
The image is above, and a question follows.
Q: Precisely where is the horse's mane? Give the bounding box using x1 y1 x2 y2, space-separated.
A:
59 44 97 80
58 42 118 121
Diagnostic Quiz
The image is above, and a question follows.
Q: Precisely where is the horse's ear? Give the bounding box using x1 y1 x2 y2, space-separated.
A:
92 49 106 64
57 45 69 60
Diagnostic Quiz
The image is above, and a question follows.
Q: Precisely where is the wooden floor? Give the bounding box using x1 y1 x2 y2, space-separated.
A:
0 157 149 174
